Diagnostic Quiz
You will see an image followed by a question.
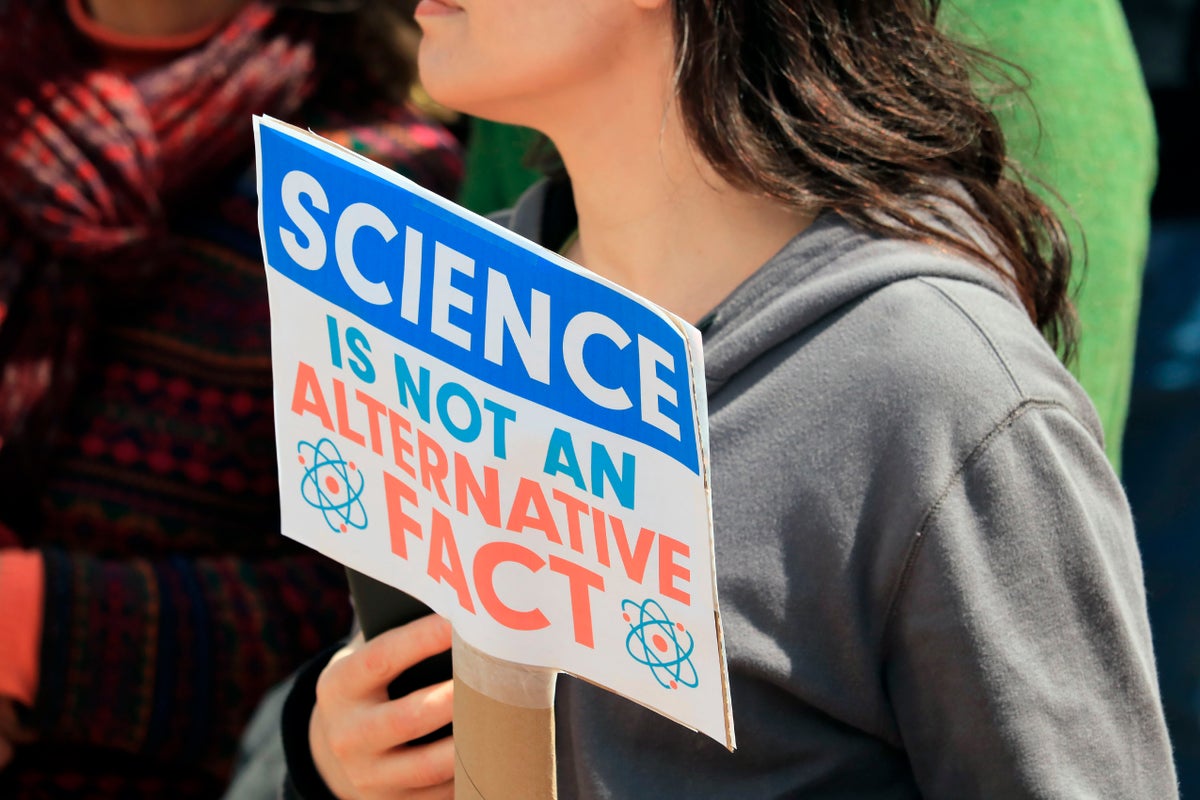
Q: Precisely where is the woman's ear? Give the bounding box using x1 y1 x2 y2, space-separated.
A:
632 0 669 11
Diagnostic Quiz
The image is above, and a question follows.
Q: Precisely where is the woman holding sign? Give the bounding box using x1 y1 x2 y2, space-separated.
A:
297 0 1177 797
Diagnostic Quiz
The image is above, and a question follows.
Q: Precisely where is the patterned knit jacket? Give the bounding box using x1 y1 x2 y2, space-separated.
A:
0 103 461 798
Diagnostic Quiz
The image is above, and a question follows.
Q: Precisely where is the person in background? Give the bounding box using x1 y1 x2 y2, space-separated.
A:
289 0 1176 797
456 0 1158 471
1120 0 1200 792
0 1 461 797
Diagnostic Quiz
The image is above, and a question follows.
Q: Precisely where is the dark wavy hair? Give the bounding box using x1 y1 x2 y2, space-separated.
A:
669 0 1076 357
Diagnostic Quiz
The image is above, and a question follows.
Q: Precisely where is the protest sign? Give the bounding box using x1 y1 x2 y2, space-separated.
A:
253 115 734 749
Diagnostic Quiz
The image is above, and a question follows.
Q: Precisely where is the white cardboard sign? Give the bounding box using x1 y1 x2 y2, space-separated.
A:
254 116 734 748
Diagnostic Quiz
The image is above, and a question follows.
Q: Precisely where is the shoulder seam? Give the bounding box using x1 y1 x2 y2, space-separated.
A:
914 276 1024 398
878 397 1072 654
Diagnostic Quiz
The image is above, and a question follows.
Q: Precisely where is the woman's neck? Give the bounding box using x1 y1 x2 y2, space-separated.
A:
535 33 817 325
85 0 248 37
551 104 817 326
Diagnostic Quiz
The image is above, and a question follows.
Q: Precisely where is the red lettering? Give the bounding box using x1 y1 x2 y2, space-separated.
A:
290 362 334 430
474 542 549 631
427 510 475 613
590 507 611 568
505 478 562 544
332 379 366 446
383 470 422 559
658 535 691 605
388 410 417 478
417 430 450 504
610 515 656 583
454 452 501 526
356 390 388 456
552 489 591 555
548 555 604 648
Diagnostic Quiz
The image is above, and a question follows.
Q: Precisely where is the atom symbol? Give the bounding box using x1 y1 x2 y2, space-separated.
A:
297 437 368 534
622 598 698 691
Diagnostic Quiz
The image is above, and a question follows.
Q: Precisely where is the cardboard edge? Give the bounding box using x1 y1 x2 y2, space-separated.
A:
675 318 737 752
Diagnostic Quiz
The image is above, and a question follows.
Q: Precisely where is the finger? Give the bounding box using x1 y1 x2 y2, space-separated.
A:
354 735 456 797
323 631 366 681
331 615 452 701
357 678 454 751
309 704 360 800
333 630 366 658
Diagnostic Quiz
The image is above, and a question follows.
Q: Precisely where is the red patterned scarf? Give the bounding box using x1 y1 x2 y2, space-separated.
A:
0 2 318 541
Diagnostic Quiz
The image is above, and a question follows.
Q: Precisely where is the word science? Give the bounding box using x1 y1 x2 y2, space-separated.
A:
255 116 733 747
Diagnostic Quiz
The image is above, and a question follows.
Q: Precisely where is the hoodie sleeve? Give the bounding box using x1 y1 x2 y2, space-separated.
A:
882 401 1177 798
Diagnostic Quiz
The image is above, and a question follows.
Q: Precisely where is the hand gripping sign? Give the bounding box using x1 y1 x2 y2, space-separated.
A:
254 116 735 752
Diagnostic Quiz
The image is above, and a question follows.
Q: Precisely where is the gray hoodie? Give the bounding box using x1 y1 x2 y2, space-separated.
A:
496 180 1177 799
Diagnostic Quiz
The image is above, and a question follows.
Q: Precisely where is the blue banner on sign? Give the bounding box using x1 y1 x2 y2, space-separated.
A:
258 124 699 474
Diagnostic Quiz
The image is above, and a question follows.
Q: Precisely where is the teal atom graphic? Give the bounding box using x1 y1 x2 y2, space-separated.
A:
622 598 699 690
297 437 367 534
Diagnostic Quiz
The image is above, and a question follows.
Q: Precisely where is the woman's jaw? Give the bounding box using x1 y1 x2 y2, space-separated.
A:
414 0 672 135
